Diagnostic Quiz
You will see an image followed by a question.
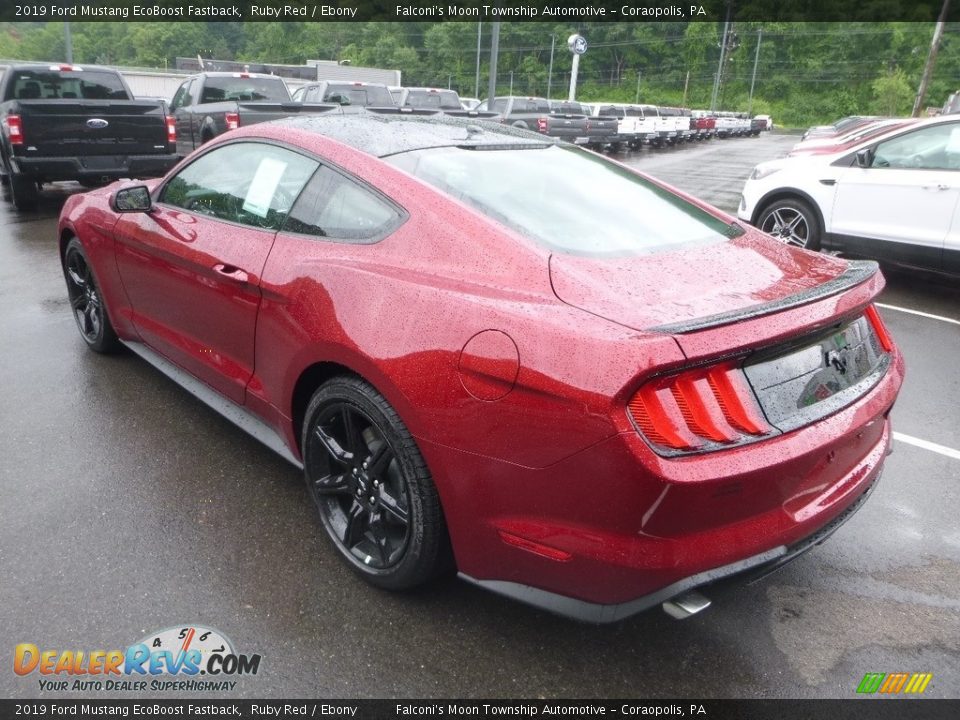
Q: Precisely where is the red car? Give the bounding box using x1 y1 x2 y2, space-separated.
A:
59 115 903 622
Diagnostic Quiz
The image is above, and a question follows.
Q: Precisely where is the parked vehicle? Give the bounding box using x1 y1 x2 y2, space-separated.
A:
787 118 917 157
395 87 499 121
754 114 773 131
557 101 617 150
293 80 396 109
169 72 337 157
568 101 622 151
477 96 589 144
0 63 178 209
691 110 717 140
801 115 880 142
659 106 694 142
59 114 902 622
740 114 960 274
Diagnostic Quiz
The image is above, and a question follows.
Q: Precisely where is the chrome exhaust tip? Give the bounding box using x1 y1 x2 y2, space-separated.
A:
662 591 712 619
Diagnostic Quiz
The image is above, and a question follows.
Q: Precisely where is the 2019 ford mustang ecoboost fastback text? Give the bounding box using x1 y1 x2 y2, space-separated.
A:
58 115 903 622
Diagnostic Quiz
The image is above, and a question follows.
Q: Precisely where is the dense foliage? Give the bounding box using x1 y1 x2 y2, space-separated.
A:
2 20 959 126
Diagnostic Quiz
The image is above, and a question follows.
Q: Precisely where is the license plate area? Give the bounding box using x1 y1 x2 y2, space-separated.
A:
743 315 889 432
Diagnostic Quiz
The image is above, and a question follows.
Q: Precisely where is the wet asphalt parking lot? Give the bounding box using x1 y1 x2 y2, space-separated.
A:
1 132 958 700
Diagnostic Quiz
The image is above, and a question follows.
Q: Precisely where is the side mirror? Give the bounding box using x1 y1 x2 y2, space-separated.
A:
856 148 875 168
111 185 152 213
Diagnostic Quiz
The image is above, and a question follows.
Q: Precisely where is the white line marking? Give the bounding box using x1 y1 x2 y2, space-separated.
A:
893 432 960 461
875 303 960 326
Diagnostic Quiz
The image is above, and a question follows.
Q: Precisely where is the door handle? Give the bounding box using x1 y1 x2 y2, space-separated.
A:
212 263 249 284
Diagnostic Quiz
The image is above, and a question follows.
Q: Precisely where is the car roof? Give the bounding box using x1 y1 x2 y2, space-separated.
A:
269 113 555 157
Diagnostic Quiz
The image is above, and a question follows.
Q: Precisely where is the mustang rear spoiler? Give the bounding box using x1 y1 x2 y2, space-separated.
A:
651 260 880 334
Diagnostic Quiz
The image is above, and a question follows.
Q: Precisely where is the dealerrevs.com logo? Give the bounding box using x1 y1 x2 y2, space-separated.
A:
14 625 261 692
856 672 933 695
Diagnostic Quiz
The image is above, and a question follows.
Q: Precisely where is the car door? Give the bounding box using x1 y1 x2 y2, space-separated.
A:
829 121 960 270
113 140 319 403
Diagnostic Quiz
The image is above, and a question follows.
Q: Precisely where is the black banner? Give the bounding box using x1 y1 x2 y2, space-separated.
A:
1 699 958 720
0 0 958 23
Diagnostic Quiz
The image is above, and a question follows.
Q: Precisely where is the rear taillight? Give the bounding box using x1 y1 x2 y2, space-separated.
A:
225 112 240 131
864 304 894 352
536 117 548 133
5 115 23 145
165 116 176 144
628 361 773 454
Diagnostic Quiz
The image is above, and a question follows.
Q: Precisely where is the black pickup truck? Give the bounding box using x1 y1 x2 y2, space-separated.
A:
477 96 590 144
0 63 177 210
169 72 338 157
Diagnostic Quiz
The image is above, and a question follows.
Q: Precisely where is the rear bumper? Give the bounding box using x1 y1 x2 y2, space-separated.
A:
461 467 882 623
10 153 178 182
427 344 902 622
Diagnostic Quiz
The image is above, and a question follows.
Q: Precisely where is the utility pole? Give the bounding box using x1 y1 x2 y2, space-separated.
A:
474 22 482 99
710 5 732 111
547 35 555 100
747 28 762 115
64 22 73 63
509 70 514 95
912 0 950 117
635 70 642 103
487 22 500 107
682 70 690 106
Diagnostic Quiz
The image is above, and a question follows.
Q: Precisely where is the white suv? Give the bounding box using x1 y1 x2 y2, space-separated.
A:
739 114 960 275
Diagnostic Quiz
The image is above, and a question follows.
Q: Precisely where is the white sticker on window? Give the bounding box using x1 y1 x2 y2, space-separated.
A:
242 156 287 218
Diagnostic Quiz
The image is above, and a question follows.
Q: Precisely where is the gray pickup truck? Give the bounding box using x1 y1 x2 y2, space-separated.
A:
169 72 337 157
394 87 500 121
0 63 178 210
477 96 590 144
561 101 617 151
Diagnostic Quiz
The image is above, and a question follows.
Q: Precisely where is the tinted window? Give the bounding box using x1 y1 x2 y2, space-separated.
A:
386 145 736 257
199 76 290 103
6 70 130 101
322 84 394 106
170 81 190 110
282 166 401 242
492 99 508 113
405 90 461 109
161 143 319 230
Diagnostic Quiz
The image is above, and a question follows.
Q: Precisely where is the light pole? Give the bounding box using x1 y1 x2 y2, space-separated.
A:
487 22 500 106
474 22 482 99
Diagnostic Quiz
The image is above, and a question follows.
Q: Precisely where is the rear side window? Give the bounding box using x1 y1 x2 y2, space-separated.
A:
161 142 318 230
6 70 130 101
282 166 402 242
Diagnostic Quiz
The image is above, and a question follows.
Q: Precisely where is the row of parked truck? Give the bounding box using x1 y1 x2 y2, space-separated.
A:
1 63 771 210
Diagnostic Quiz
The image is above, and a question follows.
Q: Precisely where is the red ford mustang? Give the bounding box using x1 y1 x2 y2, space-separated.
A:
59 114 903 622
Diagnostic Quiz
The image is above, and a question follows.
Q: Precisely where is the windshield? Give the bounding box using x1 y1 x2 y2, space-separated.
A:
386 145 737 257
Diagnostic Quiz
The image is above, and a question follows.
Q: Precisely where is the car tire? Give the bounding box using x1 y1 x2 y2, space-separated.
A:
63 237 121 353
757 198 822 251
9 172 39 211
302 376 451 591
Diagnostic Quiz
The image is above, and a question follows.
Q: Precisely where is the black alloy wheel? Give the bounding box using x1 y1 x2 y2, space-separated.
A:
302 377 449 590
63 238 120 353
